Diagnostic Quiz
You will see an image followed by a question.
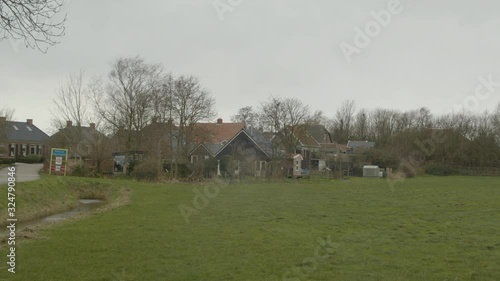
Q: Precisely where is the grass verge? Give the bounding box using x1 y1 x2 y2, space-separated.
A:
0 176 499 280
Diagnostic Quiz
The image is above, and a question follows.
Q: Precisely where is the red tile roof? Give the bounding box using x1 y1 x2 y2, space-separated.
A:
193 122 245 144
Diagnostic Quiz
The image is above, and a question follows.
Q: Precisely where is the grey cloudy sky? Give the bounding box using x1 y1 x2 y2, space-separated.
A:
1 0 500 133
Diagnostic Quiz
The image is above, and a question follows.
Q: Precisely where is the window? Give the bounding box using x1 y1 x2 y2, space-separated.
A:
12 125 19 131
22 144 26 156
191 155 199 164
9 144 15 156
256 161 266 172
30 144 36 155
204 155 209 160
26 126 33 132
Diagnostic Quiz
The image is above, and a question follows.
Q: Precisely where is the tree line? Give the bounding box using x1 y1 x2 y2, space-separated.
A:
48 55 500 176
232 99 500 174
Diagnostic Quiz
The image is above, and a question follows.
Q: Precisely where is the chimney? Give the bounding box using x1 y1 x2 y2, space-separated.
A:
66 120 72 127
89 123 96 130
27 119 33 125
217 118 223 124
0 116 6 123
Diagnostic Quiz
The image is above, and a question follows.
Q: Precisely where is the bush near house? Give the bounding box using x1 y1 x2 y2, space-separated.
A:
131 159 162 181
0 158 15 165
70 164 96 177
15 154 44 163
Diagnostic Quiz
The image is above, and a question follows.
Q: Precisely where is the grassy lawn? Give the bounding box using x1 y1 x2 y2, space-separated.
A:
1 176 499 280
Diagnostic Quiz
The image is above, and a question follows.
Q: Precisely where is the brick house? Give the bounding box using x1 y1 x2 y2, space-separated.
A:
0 117 50 160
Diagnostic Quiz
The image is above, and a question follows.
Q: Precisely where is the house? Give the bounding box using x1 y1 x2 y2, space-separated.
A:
346 140 375 154
109 126 147 172
188 119 273 178
286 124 340 171
189 118 245 161
140 119 179 161
50 121 113 173
0 117 49 160
50 121 108 159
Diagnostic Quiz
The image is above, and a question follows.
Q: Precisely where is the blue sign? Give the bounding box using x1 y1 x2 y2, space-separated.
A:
52 149 67 157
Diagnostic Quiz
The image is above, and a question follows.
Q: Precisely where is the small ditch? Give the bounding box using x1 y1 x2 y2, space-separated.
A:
0 199 105 237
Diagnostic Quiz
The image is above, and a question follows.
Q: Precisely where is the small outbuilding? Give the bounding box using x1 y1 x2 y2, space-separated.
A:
363 165 381 177
292 154 304 178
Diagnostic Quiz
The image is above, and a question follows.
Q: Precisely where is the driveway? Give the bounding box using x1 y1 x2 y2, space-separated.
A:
0 163 43 185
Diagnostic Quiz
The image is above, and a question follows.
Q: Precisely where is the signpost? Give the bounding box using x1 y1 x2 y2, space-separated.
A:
49 148 68 176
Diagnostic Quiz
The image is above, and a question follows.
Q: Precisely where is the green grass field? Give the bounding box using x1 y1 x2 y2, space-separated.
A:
1 176 499 281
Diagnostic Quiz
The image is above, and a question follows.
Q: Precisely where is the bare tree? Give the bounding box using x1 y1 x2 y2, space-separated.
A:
151 74 175 123
230 106 259 128
0 0 66 52
92 56 163 130
260 97 311 154
331 100 356 143
90 56 164 171
492 102 500 146
0 106 15 155
415 107 433 130
171 75 216 173
51 70 89 129
370 108 399 145
0 106 15 120
353 108 368 140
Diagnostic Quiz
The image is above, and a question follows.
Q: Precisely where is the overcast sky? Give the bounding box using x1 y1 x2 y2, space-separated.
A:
1 0 500 134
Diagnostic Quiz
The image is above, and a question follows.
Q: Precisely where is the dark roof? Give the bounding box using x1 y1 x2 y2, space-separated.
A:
289 126 319 147
245 128 273 157
204 143 223 155
306 125 332 144
51 126 107 143
192 128 274 158
347 140 375 148
2 121 49 143
216 128 272 158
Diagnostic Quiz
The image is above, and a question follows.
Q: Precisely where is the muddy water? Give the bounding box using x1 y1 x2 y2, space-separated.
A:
1 199 105 236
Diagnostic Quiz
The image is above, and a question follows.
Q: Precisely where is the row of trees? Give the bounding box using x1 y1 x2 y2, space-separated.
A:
231 99 500 172
233 99 500 148
45 55 500 176
51 56 216 176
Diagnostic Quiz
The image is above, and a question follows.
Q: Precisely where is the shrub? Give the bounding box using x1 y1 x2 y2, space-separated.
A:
126 160 137 175
15 154 43 163
131 159 162 181
0 159 14 164
425 164 459 176
70 164 95 177
162 162 192 178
